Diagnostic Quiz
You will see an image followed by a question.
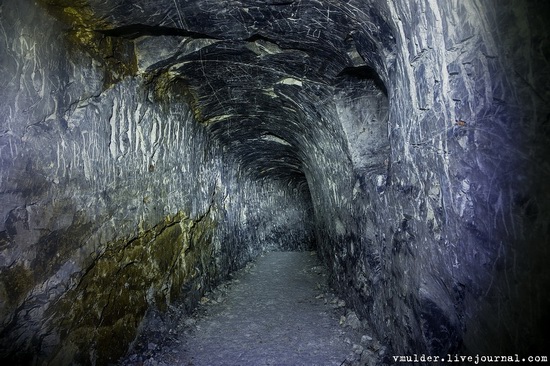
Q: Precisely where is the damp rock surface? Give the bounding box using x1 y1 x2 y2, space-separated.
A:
119 251 383 366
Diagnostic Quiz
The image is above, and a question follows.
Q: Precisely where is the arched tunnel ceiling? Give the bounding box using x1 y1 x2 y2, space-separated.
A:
42 0 394 186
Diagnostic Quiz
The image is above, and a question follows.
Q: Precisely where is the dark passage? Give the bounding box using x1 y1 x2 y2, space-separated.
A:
1 0 550 365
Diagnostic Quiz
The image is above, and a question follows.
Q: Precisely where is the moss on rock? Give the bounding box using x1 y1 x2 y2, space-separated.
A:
0 264 34 313
37 0 138 87
46 211 218 364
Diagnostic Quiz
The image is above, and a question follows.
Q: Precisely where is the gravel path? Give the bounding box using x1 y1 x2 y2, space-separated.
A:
118 252 385 366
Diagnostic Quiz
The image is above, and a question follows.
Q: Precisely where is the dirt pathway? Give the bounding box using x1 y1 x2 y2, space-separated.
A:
118 252 385 366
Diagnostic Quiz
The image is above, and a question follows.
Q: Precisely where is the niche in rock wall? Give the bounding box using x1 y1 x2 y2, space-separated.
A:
334 65 390 190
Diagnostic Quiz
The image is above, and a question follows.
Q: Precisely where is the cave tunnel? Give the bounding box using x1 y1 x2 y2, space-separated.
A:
1 0 550 364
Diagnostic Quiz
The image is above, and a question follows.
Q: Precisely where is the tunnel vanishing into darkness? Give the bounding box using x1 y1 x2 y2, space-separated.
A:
1 0 550 364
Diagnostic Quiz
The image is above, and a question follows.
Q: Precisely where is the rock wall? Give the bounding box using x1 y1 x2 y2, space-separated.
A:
313 0 550 358
0 0 313 364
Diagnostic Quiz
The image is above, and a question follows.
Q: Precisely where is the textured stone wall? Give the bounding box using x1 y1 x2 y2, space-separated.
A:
315 0 550 357
1 0 549 364
0 0 313 363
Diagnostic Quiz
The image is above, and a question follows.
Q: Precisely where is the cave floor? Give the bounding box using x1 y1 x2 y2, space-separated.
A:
118 251 384 366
